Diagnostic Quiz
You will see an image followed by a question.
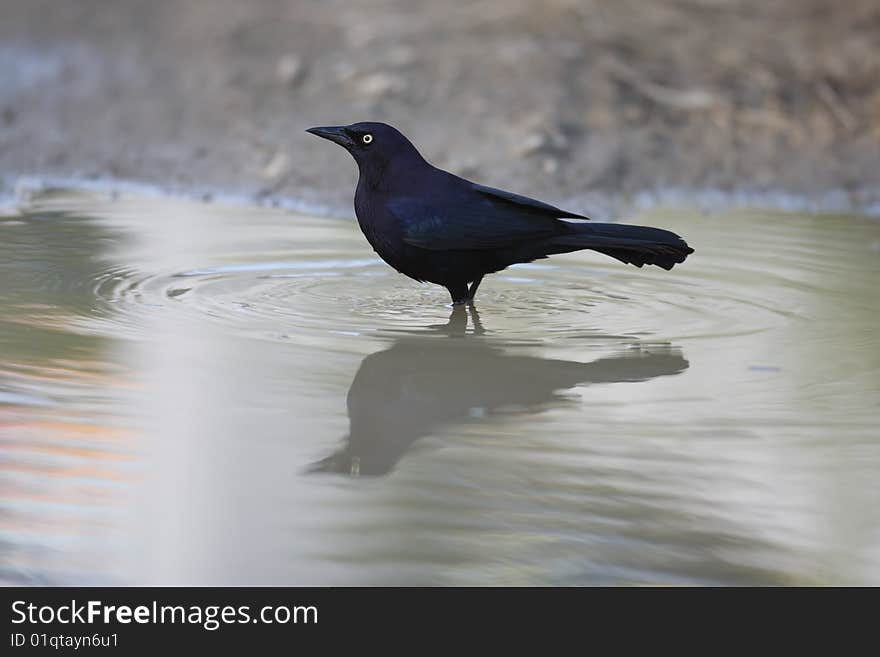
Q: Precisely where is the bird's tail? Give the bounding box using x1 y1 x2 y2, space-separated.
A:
547 222 694 270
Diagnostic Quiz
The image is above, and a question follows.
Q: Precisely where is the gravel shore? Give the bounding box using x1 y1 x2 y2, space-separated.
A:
3 0 879 214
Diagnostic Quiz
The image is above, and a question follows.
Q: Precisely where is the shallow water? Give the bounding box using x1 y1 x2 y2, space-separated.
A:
2 189 879 585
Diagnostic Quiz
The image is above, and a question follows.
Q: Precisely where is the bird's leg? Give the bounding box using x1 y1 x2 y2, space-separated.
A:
445 305 469 336
447 282 470 306
467 275 484 303
468 304 486 335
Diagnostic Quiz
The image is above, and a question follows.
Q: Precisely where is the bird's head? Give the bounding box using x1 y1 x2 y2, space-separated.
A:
306 122 426 187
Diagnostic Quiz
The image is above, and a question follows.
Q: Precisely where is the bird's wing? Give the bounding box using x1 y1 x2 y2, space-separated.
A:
390 185 584 251
472 183 589 220
390 196 560 250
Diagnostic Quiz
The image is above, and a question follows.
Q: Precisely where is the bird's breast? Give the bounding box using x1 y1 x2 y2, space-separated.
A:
354 190 407 269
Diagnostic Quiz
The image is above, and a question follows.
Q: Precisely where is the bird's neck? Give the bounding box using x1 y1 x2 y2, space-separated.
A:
357 152 431 192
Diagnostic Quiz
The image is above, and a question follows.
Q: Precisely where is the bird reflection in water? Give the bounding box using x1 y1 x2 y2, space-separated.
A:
311 307 688 476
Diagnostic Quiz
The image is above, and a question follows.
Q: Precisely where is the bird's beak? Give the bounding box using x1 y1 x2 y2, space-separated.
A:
306 125 353 148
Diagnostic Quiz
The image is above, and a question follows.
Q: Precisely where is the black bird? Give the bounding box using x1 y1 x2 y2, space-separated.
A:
307 122 694 305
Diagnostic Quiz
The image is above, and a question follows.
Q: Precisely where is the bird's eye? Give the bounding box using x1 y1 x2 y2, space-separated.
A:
362 134 373 144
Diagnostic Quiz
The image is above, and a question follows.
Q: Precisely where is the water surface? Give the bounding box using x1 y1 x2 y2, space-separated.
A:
2 189 879 585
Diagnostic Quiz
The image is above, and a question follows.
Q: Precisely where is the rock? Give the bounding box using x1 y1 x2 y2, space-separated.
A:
261 151 290 180
354 73 407 98
510 132 546 158
275 54 304 86
445 157 480 178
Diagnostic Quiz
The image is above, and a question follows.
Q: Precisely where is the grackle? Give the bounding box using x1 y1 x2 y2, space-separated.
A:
307 122 694 305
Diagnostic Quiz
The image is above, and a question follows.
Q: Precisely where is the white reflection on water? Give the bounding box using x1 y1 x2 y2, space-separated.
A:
1 190 879 585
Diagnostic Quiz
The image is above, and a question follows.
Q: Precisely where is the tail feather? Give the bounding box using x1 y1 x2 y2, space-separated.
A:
548 222 694 270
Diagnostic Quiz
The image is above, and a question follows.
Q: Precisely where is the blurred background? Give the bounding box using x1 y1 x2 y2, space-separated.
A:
2 0 879 211
2 1 880 587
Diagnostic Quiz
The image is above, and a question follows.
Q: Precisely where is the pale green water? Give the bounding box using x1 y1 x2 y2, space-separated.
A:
1 189 879 585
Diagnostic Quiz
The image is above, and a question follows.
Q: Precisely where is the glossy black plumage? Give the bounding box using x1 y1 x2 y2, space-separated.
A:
307 122 694 304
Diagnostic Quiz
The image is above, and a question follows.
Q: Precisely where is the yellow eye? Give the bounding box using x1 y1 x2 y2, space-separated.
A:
362 134 373 144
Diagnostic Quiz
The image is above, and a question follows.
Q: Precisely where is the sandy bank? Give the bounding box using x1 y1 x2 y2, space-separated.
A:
2 0 879 214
